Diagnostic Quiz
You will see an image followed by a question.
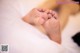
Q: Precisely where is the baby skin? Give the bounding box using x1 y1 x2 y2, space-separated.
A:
22 8 61 44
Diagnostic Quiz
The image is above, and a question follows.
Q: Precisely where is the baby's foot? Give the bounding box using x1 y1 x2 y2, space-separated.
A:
42 10 61 44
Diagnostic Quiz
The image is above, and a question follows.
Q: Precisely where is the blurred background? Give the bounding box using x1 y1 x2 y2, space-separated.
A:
0 0 80 53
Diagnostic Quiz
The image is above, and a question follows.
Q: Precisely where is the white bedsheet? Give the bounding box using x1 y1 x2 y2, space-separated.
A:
0 18 65 53
0 0 80 53
62 14 80 53
0 0 65 53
